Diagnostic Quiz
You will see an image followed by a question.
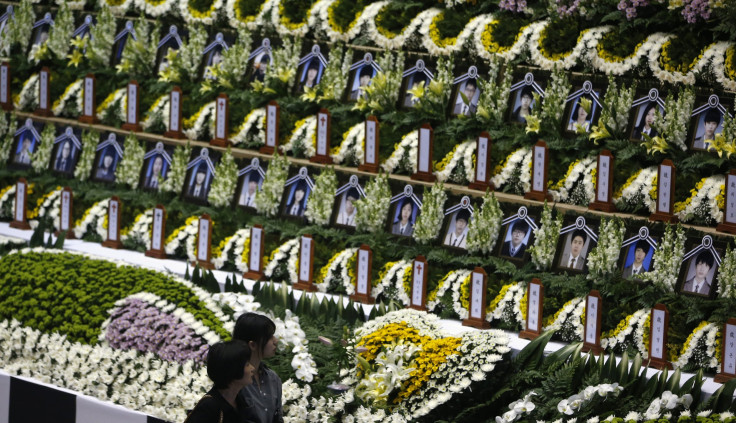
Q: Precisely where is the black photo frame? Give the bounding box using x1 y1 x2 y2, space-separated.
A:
247 38 273 84
281 167 314 220
388 184 423 237
139 142 173 191
677 235 724 299
235 157 267 209
507 72 546 125
51 126 82 175
450 66 481 118
496 206 538 265
182 147 219 203
295 44 328 94
689 94 732 151
618 226 658 279
200 32 230 81
331 175 365 229
628 88 666 142
92 133 124 183
111 20 136 67
155 25 183 76
441 196 474 250
10 118 43 169
553 216 599 274
346 52 382 102
562 80 604 136
399 59 434 109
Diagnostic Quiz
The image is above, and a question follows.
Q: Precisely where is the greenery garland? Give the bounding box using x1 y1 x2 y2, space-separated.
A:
116 133 145 188
587 217 625 280
160 142 191 193
84 5 116 69
255 153 289 217
476 57 513 125
117 17 158 77
31 124 55 174
207 148 237 207
528 201 563 271
465 190 502 254
354 172 391 234
74 129 99 181
159 25 208 84
642 223 686 292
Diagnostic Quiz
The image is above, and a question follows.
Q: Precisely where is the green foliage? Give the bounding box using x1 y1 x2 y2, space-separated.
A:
31 124 55 174
255 153 290 217
202 28 252 94
160 142 191 193
85 5 116 68
159 25 208 84
74 129 99 181
7 0 34 55
46 2 74 61
0 251 229 343
115 133 145 189
207 148 238 207
355 172 391 233
305 167 338 226
465 190 503 254
117 15 158 78
412 182 447 244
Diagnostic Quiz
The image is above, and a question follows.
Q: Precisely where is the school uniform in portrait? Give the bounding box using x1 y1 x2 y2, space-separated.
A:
391 199 416 236
238 172 262 208
558 229 590 270
621 240 652 278
250 53 270 83
631 102 660 141
53 141 75 173
681 250 716 296
443 209 471 249
187 165 211 199
335 187 359 227
14 135 34 165
349 65 374 101
284 180 309 217
298 58 322 93
142 155 166 190
500 219 530 259
509 85 535 124
452 79 479 117
691 108 722 150
403 72 428 108
94 151 118 182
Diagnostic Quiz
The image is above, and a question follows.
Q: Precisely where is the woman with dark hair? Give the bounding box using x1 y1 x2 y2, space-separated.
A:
510 85 534 124
233 313 283 423
567 95 592 132
184 340 256 423
632 102 659 140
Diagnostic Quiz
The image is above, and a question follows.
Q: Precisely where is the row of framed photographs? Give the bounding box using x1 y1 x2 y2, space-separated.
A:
4 120 728 299
13 8 734 149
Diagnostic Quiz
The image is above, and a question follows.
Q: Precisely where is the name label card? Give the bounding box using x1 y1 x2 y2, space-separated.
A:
293 234 317 291
351 244 375 304
525 141 550 202
80 74 97 123
359 116 380 173
36 67 50 116
261 101 279 154
647 304 671 369
410 255 428 310
310 109 333 164
462 267 491 329
589 150 617 212
146 205 167 259
241 224 265 281
10 178 30 229
121 81 142 131
520 278 544 340
650 159 678 223
102 196 122 248
717 170 736 234
411 124 436 182
583 290 603 353
164 87 183 139
197 217 210 263
60 187 72 233
716 318 736 383
0 62 10 109
469 132 493 191
211 94 229 147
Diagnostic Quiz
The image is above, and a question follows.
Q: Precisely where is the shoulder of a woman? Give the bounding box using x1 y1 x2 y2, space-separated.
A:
184 395 222 422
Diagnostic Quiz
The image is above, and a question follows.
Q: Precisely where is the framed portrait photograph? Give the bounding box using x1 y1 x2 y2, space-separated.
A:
689 94 732 151
72 14 94 42
346 52 381 102
563 80 604 135
155 25 183 76
400 59 433 109
281 167 314 219
247 38 272 84
111 21 136 66
201 32 230 81
295 45 328 93
10 119 43 168
677 235 724 299
507 72 546 125
619 227 658 279
628 88 666 142
235 158 267 209
332 175 365 229
450 66 481 118
93 133 124 183
441 196 475 250
51 127 82 175
30 13 53 50
139 142 173 191
497 206 537 264
554 216 598 273
183 148 218 202
388 185 422 237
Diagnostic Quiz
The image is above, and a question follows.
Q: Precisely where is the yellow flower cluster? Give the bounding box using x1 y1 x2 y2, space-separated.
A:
183 103 213 130
0 184 14 201
552 159 581 191
428 12 457 49
52 80 82 111
649 175 658 202
435 143 460 172
488 283 514 313
519 290 528 322
726 45 736 82
676 321 711 361
188 0 218 19
401 264 413 297
674 177 707 214
96 90 120 115
658 40 713 74
543 297 579 328
480 20 527 54
374 7 400 39
596 32 646 63
326 0 362 33
316 249 345 285
357 322 424 362
346 252 357 287
377 261 400 284
395 336 462 403
234 0 264 24
279 2 316 31
539 27 590 62
164 216 199 246
28 186 60 220
601 312 636 340
641 314 651 355
241 236 251 266
614 169 643 199
212 234 235 261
